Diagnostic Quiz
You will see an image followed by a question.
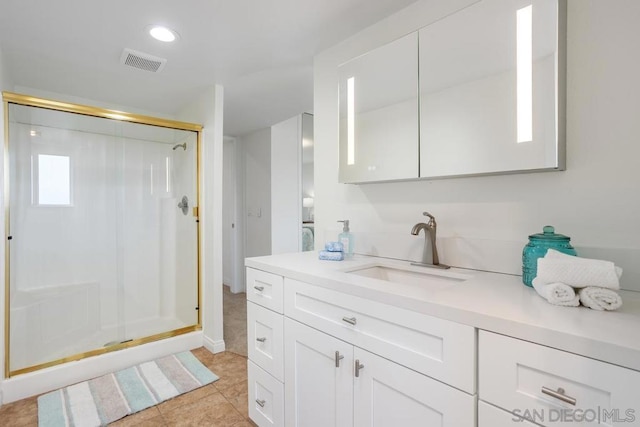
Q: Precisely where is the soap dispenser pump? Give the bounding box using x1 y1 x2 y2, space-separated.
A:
337 220 354 258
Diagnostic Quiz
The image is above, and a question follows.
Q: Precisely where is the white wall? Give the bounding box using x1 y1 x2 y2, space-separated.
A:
271 115 302 254
314 0 640 291
177 86 225 353
222 136 246 293
240 128 272 258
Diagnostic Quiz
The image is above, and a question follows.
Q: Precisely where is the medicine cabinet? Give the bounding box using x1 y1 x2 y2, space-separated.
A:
338 0 566 183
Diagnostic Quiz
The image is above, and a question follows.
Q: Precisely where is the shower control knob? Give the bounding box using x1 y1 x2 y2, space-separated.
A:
177 196 189 215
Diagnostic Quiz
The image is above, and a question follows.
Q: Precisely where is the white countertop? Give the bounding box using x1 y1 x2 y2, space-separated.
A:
246 251 640 371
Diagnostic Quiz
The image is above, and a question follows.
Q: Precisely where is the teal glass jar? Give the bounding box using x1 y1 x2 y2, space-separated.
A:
522 226 577 287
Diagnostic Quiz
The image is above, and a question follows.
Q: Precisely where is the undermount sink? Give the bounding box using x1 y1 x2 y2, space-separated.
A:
345 263 471 290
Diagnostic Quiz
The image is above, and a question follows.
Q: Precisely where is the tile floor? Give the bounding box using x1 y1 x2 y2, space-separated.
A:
0 348 255 426
223 285 248 357
0 287 252 426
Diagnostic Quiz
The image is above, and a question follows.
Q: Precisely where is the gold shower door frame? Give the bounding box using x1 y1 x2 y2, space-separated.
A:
2 92 203 377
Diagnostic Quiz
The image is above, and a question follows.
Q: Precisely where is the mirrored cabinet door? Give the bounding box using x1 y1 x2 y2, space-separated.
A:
338 32 419 183
419 0 565 178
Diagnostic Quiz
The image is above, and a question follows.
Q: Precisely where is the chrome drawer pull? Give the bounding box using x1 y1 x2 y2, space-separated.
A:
254 285 265 292
355 360 365 377
342 316 357 325
256 337 267 343
541 387 576 406
256 399 266 408
335 351 344 367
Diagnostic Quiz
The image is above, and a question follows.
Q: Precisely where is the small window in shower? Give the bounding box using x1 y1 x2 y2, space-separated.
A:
33 154 72 206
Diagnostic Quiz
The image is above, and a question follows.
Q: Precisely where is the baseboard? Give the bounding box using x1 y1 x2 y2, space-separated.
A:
1 331 203 404
203 335 225 354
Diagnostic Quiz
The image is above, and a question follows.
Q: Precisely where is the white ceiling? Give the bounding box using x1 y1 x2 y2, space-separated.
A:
0 0 417 136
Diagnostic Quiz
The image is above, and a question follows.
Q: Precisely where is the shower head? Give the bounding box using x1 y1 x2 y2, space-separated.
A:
172 143 187 151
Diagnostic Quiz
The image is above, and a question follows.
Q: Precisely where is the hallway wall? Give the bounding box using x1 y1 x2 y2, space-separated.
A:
239 128 272 259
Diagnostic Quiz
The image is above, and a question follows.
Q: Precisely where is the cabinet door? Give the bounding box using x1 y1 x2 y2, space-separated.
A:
338 32 419 183
353 347 475 427
284 318 353 427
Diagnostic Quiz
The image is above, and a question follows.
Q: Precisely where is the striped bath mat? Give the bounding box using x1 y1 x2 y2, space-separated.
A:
37 351 218 427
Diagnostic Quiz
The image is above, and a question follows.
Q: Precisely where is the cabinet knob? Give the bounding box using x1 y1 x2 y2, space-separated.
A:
256 337 267 343
335 351 344 367
541 387 576 406
254 285 265 292
355 360 365 377
342 316 357 326
256 398 266 408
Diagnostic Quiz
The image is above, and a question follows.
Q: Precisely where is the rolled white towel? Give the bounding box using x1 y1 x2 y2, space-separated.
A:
532 277 579 307
578 287 623 311
536 249 622 290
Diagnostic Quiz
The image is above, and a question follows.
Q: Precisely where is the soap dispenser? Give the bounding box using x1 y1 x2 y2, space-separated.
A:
337 220 354 258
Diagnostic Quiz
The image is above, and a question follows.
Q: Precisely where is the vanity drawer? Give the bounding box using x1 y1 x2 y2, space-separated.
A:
479 331 640 426
248 301 284 381
247 268 284 313
248 360 284 427
478 401 538 427
283 278 476 393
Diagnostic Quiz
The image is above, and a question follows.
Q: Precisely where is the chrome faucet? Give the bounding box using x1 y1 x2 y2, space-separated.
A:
410 212 450 269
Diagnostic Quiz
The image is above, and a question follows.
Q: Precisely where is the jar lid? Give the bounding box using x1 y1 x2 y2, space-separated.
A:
528 225 571 241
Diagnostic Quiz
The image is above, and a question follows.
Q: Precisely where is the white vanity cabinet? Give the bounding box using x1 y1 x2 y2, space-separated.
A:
285 317 475 427
246 269 285 427
246 268 477 426
283 277 476 392
246 262 640 427
479 331 640 426
246 254 640 427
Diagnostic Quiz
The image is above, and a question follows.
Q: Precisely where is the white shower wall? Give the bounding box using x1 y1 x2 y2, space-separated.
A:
170 137 198 326
9 121 198 371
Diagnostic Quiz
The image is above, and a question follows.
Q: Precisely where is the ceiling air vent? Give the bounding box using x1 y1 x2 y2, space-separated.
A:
120 48 166 73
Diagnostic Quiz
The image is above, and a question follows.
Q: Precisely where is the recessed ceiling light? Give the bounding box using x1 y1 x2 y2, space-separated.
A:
149 26 178 42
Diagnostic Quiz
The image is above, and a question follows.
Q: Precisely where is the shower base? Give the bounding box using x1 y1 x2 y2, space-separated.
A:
2 330 203 404
9 315 191 374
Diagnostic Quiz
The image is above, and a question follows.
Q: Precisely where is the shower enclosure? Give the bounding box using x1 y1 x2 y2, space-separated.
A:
3 93 201 376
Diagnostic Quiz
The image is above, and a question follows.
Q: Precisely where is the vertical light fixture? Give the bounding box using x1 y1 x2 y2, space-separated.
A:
347 76 355 165
517 4 533 143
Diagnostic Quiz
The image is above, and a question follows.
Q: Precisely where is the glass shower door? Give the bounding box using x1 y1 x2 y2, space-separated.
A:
117 121 199 344
6 100 200 375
